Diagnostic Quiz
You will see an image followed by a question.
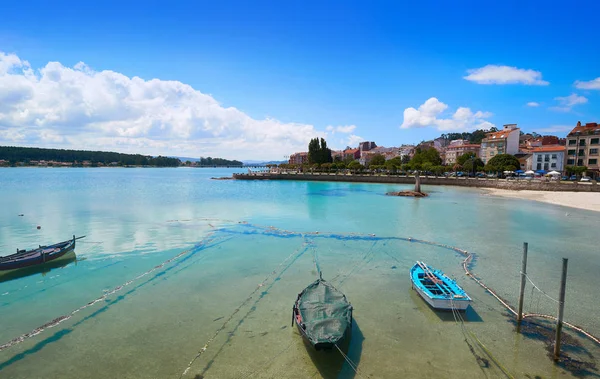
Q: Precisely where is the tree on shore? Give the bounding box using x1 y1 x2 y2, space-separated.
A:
308 137 333 165
369 153 386 167
484 154 520 173
410 147 442 168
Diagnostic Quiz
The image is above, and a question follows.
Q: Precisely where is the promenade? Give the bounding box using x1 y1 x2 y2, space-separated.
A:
233 172 600 192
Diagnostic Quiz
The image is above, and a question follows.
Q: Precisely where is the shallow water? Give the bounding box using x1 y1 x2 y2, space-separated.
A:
0 168 598 378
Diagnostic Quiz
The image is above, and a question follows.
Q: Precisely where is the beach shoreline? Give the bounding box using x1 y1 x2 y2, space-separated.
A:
481 188 600 213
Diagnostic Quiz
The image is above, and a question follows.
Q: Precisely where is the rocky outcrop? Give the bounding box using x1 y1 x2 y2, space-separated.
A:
386 191 429 197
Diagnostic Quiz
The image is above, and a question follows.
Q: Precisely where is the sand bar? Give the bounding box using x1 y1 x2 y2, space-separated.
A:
482 188 600 212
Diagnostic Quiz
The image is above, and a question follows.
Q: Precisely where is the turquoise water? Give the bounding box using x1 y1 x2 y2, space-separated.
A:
0 168 599 378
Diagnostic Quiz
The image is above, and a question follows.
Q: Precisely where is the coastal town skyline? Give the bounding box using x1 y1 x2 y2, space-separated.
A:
1 1 599 160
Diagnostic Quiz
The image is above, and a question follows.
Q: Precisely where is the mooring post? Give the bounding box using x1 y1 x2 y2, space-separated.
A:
553 258 568 361
517 242 528 326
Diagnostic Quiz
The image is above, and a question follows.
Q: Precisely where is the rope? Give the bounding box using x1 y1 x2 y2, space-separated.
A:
449 300 515 379
0 234 219 352
523 273 561 303
334 344 366 378
179 239 309 378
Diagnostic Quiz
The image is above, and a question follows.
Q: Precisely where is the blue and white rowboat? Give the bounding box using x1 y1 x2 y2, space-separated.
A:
410 261 472 311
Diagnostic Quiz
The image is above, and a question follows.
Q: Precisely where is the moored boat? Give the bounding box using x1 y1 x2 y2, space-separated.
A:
410 261 471 311
292 275 353 350
0 235 82 272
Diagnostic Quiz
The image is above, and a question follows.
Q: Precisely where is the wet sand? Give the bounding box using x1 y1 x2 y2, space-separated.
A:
482 188 600 212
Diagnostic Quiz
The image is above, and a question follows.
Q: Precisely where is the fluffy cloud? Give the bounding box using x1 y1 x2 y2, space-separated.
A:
526 102 540 107
345 134 364 147
325 124 356 134
400 97 494 132
550 93 588 112
464 65 549 85
0 52 333 160
575 77 600 90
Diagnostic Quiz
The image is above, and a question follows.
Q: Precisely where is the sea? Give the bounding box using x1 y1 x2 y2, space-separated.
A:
0 167 598 378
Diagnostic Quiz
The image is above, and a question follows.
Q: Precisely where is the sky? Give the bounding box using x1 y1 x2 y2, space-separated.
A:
1 1 599 160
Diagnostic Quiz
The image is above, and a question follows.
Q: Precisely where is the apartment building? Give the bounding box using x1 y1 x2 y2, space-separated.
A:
529 146 566 172
566 121 600 173
443 140 481 165
289 152 308 165
479 124 520 163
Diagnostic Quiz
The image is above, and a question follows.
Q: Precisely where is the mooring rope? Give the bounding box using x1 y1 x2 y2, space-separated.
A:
0 235 218 352
449 300 515 379
334 344 366 379
179 238 309 378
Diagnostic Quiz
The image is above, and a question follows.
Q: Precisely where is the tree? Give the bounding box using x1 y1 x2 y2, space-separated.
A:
369 154 386 166
401 155 411 164
462 157 484 173
457 152 476 166
348 161 363 173
410 147 442 167
308 137 333 165
486 154 520 172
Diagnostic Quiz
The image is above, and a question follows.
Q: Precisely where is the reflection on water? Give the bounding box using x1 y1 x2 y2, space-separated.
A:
0 168 598 378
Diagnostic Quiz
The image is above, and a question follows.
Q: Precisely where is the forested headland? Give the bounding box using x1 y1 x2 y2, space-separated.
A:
0 146 181 167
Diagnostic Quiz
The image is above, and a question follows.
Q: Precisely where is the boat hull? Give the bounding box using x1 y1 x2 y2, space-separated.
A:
1 238 76 271
292 278 353 351
410 261 472 311
411 280 471 311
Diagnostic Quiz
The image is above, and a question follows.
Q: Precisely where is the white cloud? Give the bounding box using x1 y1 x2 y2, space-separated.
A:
326 124 356 134
550 93 588 112
526 102 540 107
400 97 494 132
346 134 364 147
0 51 335 160
574 77 600 90
464 65 549 85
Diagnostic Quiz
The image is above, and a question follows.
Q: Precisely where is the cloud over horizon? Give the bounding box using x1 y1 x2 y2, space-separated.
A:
0 52 337 160
399 97 494 132
464 65 549 85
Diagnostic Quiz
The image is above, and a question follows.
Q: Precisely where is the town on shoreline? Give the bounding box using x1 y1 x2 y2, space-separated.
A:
280 121 599 182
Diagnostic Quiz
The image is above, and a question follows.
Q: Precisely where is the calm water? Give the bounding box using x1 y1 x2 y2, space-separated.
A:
0 168 598 378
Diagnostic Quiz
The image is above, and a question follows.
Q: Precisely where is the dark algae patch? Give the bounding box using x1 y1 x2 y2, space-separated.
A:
510 318 598 378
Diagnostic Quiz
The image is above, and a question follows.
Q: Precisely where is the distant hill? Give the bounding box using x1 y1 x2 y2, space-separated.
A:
242 160 286 166
171 156 200 162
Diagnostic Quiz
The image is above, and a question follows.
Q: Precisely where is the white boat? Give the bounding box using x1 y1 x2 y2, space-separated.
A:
410 261 471 311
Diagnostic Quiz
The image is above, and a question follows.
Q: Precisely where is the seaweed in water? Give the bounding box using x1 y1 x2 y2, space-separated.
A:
510 318 598 378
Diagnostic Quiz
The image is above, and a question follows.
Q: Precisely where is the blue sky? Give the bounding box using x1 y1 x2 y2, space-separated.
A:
0 1 599 159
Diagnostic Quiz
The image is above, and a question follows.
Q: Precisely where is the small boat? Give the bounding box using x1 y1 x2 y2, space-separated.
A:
292 274 353 350
410 261 471 311
0 235 82 271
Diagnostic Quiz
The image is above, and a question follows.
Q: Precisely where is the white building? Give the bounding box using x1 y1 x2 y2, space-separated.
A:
529 146 566 172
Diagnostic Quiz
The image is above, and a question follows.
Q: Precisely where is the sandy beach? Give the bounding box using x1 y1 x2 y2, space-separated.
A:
482 188 600 212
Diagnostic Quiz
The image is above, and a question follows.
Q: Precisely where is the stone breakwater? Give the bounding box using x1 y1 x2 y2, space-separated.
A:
233 173 600 192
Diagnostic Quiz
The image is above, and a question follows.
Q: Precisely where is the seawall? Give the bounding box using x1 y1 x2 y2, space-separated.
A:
233 173 600 192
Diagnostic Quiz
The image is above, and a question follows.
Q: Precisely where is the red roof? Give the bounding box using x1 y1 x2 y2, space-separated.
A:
528 145 566 152
568 121 600 136
344 148 359 154
446 144 480 150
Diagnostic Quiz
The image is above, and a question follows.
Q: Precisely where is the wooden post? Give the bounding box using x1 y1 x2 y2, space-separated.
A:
517 242 528 326
553 258 568 361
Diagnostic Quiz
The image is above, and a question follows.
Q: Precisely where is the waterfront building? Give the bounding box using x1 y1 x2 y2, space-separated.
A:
480 124 520 163
289 152 308 165
358 141 377 153
343 148 360 161
399 145 415 161
529 146 566 172
444 140 481 165
566 121 600 175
